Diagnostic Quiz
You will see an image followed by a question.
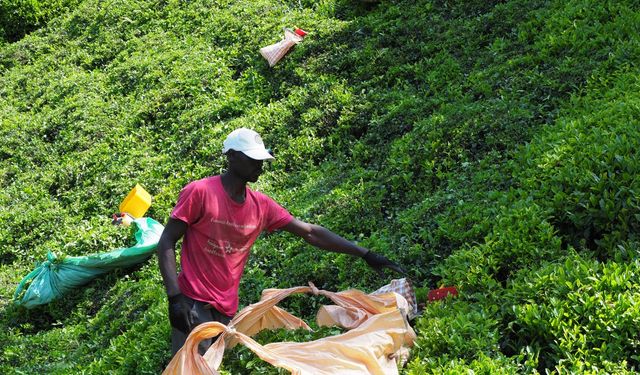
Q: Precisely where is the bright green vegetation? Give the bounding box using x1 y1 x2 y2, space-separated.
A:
1 0 639 373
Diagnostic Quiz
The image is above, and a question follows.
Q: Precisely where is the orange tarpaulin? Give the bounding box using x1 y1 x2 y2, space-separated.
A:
164 282 416 375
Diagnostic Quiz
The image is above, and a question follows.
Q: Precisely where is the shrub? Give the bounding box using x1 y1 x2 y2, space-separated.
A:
2 0 640 373
0 0 81 42
407 300 504 371
514 71 640 259
503 253 640 372
406 352 521 375
435 201 563 295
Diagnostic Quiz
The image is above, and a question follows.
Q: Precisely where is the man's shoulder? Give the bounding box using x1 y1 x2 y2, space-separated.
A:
248 188 283 208
178 176 220 200
185 175 219 189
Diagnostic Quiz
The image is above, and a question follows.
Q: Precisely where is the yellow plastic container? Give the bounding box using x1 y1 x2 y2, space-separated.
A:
119 184 152 218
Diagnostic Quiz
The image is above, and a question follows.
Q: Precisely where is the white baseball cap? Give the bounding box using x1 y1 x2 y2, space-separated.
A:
222 128 274 161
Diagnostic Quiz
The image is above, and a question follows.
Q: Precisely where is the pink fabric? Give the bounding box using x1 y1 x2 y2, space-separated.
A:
171 176 293 315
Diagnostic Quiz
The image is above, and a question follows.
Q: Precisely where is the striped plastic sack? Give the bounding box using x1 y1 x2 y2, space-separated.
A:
372 278 418 320
259 28 305 67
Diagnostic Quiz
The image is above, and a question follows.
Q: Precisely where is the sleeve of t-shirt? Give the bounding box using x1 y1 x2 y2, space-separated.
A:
262 195 293 232
170 181 204 225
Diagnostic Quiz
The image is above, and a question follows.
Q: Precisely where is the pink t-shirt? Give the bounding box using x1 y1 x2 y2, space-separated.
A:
170 176 293 316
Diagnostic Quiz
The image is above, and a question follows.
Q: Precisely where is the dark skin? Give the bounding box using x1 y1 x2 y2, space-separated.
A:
157 150 404 300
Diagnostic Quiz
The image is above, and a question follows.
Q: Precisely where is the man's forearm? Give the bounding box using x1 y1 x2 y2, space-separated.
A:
305 225 368 257
157 239 181 297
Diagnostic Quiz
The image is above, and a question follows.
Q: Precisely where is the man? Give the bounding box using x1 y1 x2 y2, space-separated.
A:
157 127 404 355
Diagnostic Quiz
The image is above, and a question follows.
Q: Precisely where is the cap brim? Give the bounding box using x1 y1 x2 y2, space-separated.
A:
241 148 275 161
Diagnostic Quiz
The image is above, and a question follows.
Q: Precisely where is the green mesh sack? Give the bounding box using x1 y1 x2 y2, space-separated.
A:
14 217 164 308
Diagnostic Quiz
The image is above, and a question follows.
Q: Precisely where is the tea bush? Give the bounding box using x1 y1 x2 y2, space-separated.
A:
503 253 640 371
0 0 81 42
408 300 502 366
407 352 522 375
514 70 640 259
1 0 640 373
433 201 562 300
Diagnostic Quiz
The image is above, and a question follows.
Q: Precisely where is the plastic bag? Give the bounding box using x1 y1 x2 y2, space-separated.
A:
13 217 164 308
259 28 306 67
164 283 415 375
372 278 418 320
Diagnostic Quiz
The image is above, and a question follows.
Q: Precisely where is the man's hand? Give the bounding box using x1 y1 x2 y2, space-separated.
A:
168 293 194 334
362 250 406 276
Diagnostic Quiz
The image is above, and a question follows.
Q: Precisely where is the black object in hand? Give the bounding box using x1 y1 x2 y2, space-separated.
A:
168 293 194 334
362 251 406 276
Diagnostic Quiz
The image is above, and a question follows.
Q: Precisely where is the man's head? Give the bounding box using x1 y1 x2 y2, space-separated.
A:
222 128 274 161
223 128 273 183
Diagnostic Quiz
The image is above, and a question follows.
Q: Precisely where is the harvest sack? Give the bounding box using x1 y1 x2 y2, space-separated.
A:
14 218 164 308
259 28 304 67
164 283 416 375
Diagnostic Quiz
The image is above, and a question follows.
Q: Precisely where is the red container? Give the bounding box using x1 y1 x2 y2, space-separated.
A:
427 286 458 302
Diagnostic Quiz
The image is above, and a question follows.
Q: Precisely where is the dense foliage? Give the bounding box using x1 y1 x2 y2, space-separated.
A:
1 0 639 373
0 0 81 42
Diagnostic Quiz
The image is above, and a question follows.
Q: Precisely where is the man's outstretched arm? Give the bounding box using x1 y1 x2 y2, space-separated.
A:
281 218 405 275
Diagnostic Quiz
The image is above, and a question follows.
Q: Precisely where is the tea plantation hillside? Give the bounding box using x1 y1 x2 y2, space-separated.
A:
1 0 639 373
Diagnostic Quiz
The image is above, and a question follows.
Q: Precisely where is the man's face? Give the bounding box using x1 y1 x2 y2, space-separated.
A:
228 150 264 182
